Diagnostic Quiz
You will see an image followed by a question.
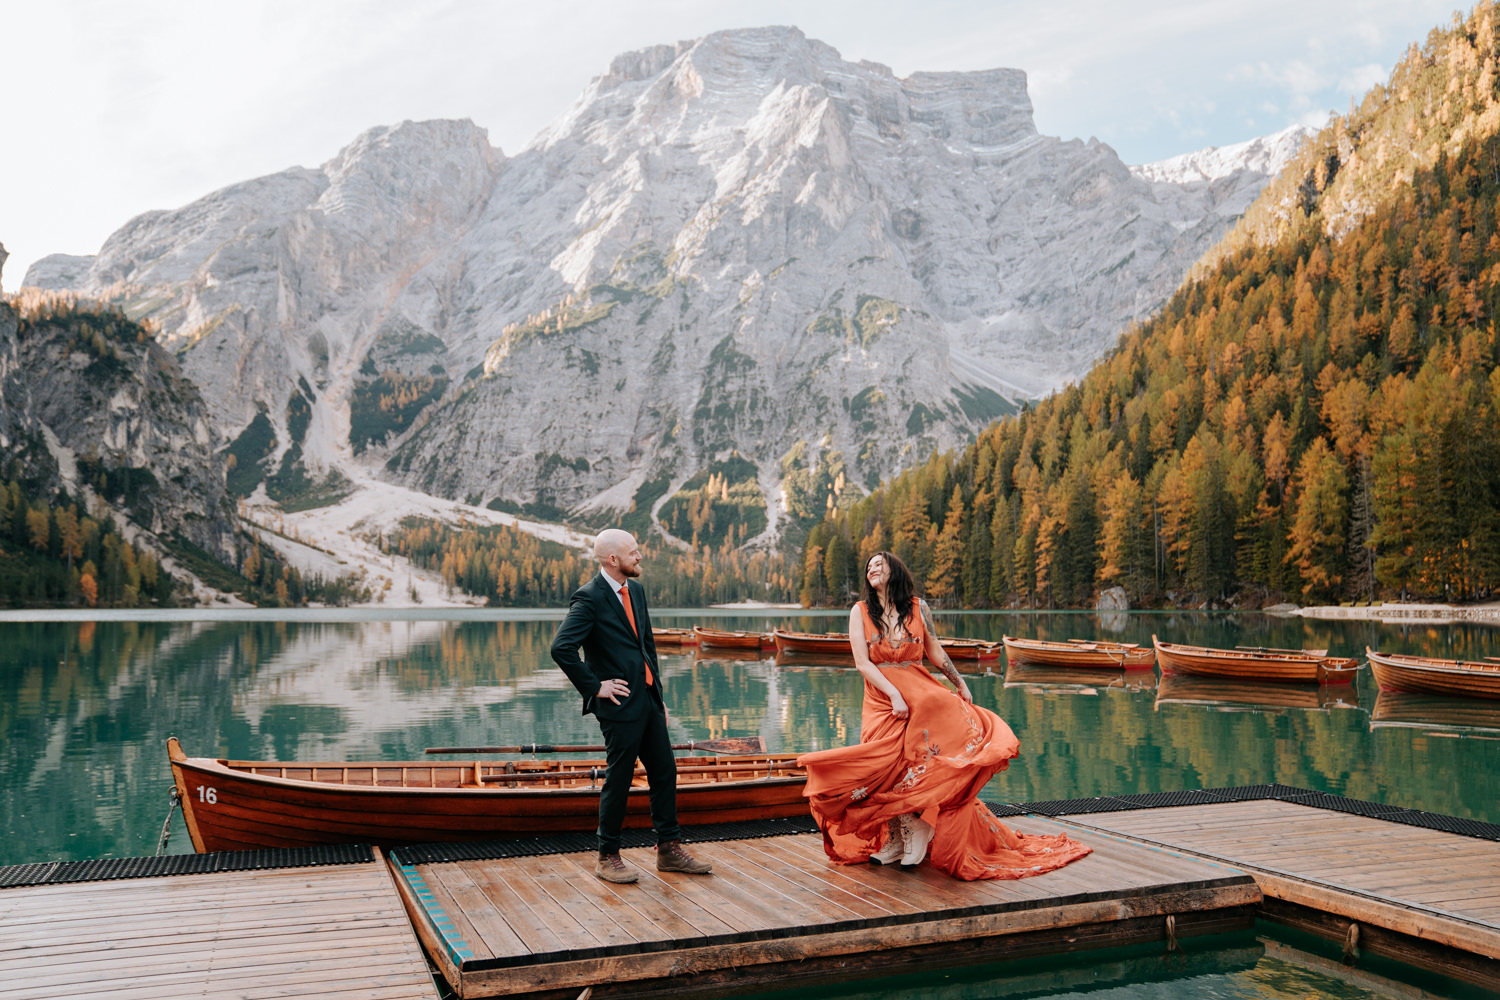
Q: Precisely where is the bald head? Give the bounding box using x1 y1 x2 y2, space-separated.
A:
594 529 642 579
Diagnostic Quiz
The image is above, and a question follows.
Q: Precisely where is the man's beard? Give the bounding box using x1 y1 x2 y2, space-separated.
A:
619 563 642 578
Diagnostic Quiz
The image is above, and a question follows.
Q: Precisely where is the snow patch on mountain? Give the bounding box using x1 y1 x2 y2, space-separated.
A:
1131 123 1315 185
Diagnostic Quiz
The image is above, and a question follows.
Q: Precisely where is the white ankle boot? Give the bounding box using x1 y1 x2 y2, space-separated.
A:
899 813 934 869
869 817 904 865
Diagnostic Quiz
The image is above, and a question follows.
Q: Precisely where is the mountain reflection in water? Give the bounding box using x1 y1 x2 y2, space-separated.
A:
0 611 1496 868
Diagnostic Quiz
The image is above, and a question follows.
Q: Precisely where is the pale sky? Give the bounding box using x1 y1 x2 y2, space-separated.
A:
0 0 1457 286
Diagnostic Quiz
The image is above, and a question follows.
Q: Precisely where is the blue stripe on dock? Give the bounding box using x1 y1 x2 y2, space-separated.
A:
393 854 476 964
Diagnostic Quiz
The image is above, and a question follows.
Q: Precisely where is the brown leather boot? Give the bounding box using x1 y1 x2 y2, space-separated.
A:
656 840 712 874
595 852 639 883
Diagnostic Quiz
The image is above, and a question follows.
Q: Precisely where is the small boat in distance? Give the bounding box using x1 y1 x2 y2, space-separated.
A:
1366 648 1500 700
1002 635 1155 670
769 630 997 673
772 629 853 656
1153 636 1359 684
167 737 807 854
692 625 773 650
651 627 698 646
938 637 1004 662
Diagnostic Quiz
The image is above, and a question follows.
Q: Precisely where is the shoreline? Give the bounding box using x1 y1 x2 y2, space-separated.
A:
4 601 1498 622
1292 601 1500 624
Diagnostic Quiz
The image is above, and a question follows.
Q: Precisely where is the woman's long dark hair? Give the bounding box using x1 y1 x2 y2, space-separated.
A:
863 551 916 637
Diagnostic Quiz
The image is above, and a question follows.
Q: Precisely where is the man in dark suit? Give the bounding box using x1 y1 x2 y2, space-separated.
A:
550 528 712 883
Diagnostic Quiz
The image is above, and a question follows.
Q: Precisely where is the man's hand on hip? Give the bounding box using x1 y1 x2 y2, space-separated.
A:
598 678 631 704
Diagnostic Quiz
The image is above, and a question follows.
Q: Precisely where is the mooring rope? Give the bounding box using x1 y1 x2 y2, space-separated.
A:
154 786 180 857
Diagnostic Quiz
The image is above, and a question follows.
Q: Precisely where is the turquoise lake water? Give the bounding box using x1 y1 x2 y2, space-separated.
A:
1 608 1495 999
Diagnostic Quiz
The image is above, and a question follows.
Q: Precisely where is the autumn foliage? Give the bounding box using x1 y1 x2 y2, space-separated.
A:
801 8 1500 609
0 482 171 607
387 518 799 607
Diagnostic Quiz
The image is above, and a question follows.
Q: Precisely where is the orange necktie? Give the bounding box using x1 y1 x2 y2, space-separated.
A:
619 583 654 686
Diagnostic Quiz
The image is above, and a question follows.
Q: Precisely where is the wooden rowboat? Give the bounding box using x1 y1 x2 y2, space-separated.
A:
692 625 773 650
651 627 698 646
1366 648 1500 700
167 737 807 854
772 629 853 656
1002 635 1155 670
1153 635 1359 684
938 637 1004 662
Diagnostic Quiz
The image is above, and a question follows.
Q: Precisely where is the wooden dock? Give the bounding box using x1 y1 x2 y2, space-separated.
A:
389 817 1260 998
4 786 1496 998
0 846 438 1000
1043 794 1500 990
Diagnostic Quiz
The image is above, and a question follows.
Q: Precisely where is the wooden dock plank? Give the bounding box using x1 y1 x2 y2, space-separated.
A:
1052 801 1500 962
689 841 869 924
407 829 1261 998
426 863 523 961
0 860 437 1000
0 925 420 969
488 859 603 952
7 934 423 991
0 902 415 949
548 854 720 943
460 862 569 955
626 859 767 935
767 834 997 911
727 839 910 919
712 836 928 916
534 854 667 946
0 879 413 948
641 845 807 930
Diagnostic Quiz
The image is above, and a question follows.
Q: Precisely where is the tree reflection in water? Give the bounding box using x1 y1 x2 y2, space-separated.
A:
0 612 1495 867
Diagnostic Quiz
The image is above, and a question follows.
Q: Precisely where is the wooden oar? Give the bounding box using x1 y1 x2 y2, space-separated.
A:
478 760 801 783
1235 645 1329 657
425 736 767 755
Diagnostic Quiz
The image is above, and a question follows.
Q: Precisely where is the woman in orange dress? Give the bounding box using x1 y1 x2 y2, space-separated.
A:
797 551 1092 880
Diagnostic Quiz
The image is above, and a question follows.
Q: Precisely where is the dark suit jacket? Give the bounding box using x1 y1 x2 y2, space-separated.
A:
550 572 663 722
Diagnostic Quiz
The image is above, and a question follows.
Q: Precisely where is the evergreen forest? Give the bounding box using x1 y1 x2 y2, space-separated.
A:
386 518 798 607
800 7 1500 609
0 483 172 607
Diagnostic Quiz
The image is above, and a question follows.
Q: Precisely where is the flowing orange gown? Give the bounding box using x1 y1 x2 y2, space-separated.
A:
797 600 1092 881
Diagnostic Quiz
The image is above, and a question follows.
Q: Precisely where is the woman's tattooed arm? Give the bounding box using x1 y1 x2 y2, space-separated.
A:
919 599 966 687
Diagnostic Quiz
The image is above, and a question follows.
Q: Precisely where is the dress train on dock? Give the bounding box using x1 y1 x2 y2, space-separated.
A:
797 601 1092 881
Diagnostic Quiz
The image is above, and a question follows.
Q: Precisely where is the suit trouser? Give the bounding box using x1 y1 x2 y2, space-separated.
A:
596 702 679 854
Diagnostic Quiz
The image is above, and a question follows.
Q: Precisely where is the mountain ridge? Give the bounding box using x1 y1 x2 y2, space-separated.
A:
22 25 1302 553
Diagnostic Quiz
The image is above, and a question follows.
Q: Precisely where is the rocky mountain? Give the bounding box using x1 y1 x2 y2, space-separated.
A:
0 296 234 564
23 27 1305 543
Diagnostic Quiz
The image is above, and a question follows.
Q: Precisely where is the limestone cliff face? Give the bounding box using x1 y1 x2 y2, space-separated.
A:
28 119 501 485
0 300 232 558
23 27 1299 535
